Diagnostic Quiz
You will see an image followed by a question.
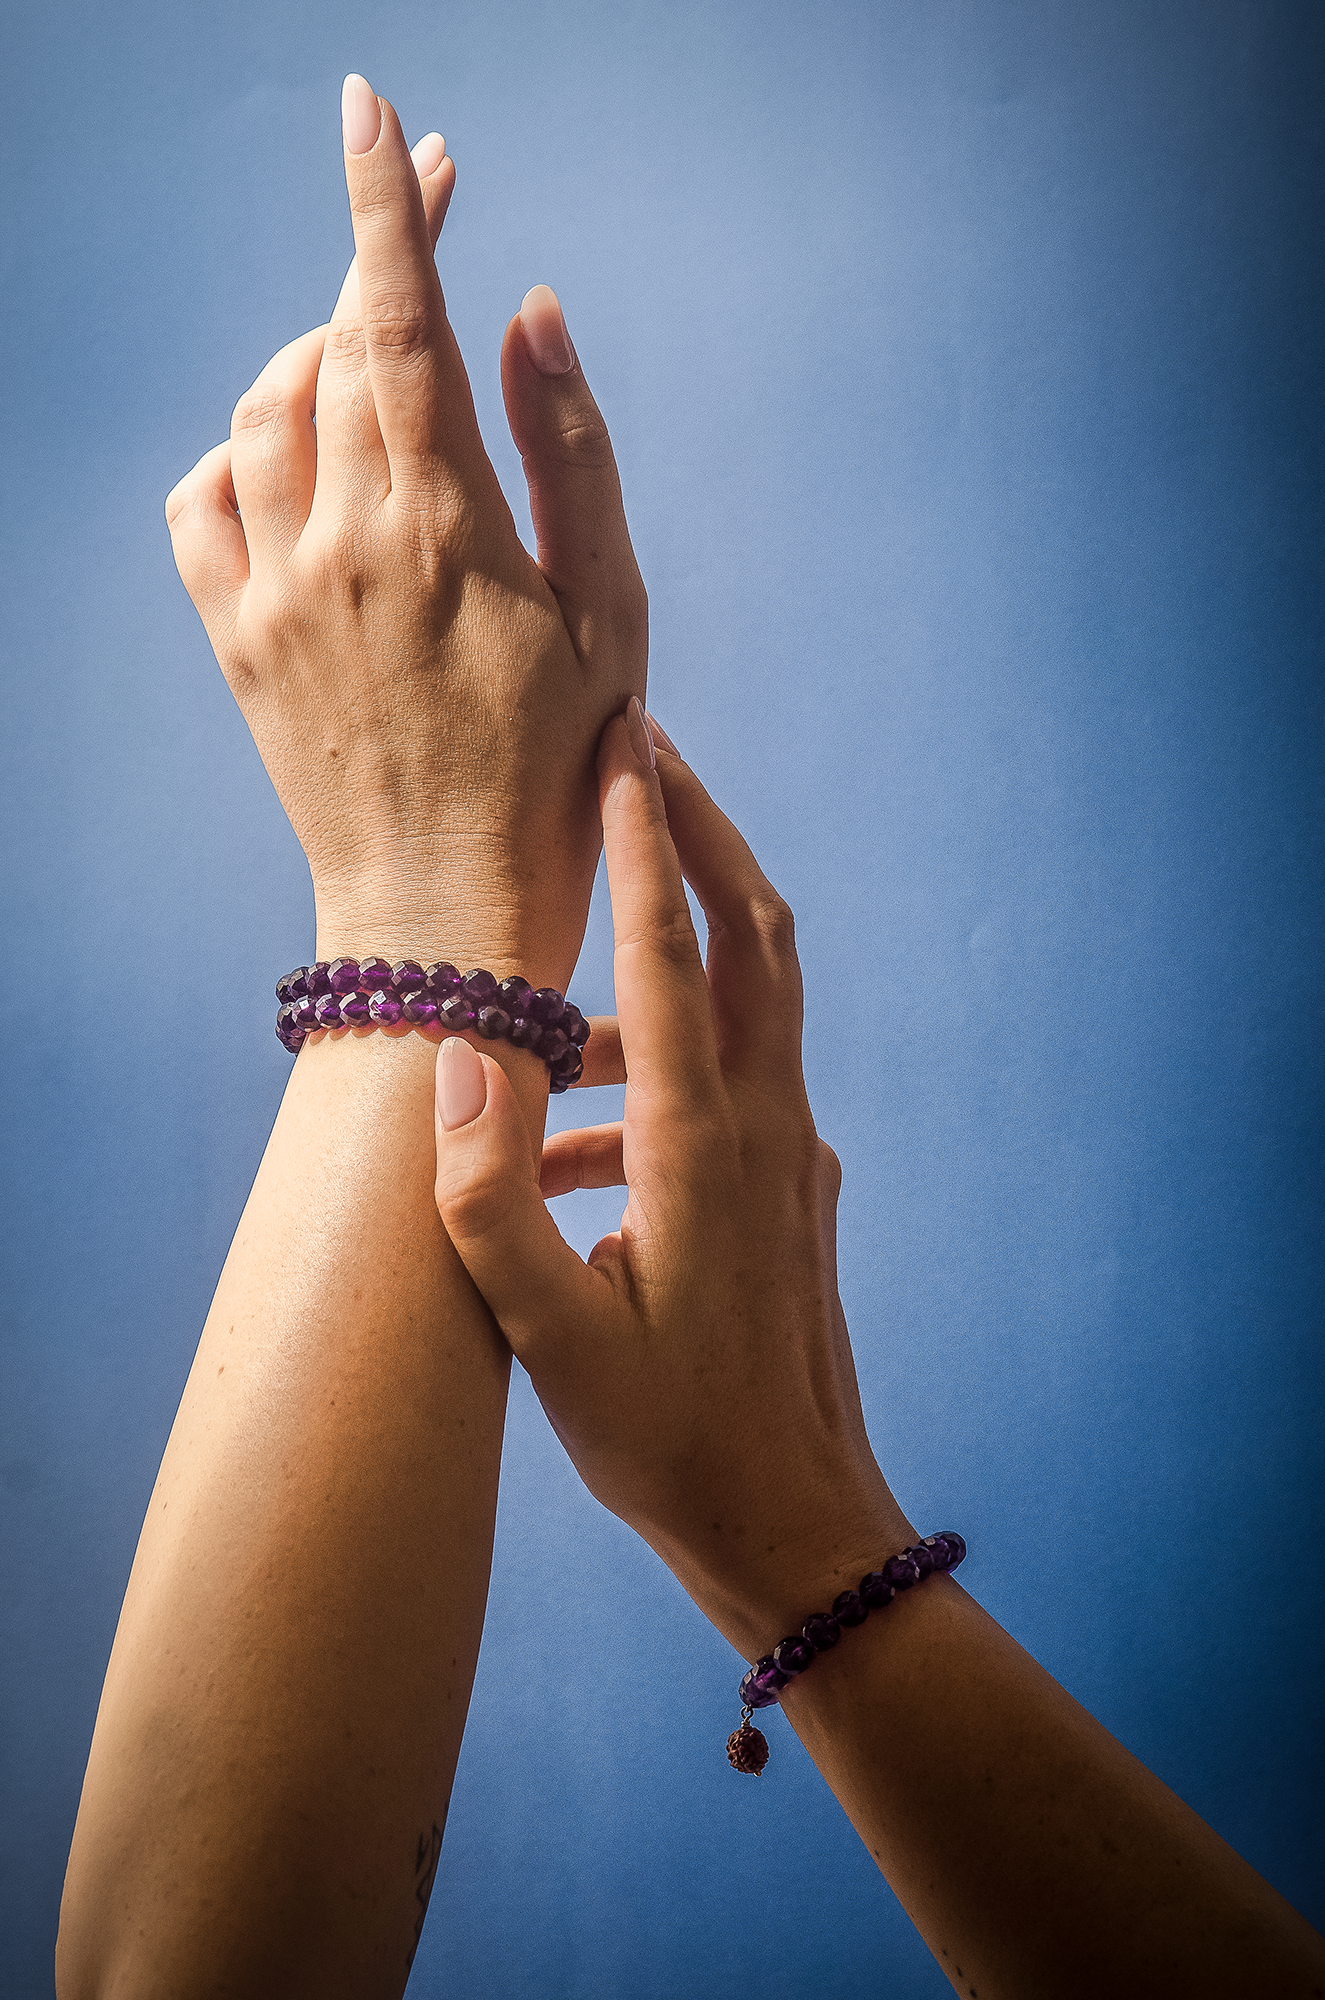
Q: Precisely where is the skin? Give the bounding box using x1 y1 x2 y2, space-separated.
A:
56 79 646 2000
433 712 1325 2000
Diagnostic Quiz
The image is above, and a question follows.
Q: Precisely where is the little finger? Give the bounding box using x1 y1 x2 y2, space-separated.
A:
165 440 249 644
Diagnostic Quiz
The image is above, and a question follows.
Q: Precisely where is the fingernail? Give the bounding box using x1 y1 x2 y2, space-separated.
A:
626 696 656 771
645 711 679 756
411 131 446 176
342 73 382 155
438 1036 487 1130
520 284 575 376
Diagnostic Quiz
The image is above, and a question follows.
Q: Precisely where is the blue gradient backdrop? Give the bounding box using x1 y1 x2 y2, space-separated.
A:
2 2 1321 1993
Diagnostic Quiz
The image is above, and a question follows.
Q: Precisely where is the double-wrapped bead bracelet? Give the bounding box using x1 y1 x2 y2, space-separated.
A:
727 1532 967 1774
276 958 591 1093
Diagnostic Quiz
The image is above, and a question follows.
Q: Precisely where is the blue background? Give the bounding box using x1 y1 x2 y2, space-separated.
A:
2 1 1321 1992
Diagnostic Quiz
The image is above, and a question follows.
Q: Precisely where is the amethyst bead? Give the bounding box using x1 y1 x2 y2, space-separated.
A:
305 961 332 998
339 991 371 1027
291 995 316 1031
313 992 343 1028
401 993 438 1027
462 968 499 1006
741 1656 791 1708
391 960 426 997
497 976 532 1014
286 968 310 1000
275 973 297 1005
527 986 565 1026
358 956 394 993
425 962 463 1000
932 1531 966 1568
802 1612 842 1652
509 1015 541 1050
276 1002 298 1036
439 994 476 1032
858 1571 896 1612
328 957 361 995
537 1027 571 1065
832 1589 869 1627
475 1005 512 1041
368 989 403 1025
772 1634 816 1676
553 1051 584 1087
904 1543 936 1580
881 1553 923 1591
563 1004 591 1049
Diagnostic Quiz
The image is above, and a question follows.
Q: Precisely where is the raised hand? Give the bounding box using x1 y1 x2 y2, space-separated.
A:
432 701 908 1657
165 74 647 987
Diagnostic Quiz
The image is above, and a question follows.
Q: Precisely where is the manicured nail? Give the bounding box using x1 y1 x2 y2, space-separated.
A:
520 284 574 376
645 712 679 756
626 696 656 771
438 1036 487 1130
411 131 446 176
342 74 382 155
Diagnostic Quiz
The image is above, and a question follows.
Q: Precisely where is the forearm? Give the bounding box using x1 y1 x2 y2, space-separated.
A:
58 1015 548 2000
784 1572 1325 1998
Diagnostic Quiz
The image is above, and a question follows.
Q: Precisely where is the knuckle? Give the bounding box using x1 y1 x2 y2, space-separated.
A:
818 1139 843 1202
553 413 616 471
749 892 798 964
322 316 367 368
361 294 432 363
437 1152 521 1244
230 386 292 439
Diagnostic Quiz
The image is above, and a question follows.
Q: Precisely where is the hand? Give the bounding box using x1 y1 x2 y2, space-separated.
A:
432 702 913 1659
164 77 647 987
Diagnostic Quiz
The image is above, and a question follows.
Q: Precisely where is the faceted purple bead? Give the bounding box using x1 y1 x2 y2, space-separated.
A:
552 1051 584 1087
286 967 310 1001
305 961 332 999
339 991 370 1027
548 1074 570 1094
904 1543 936 1580
509 1015 541 1050
832 1589 869 1627
537 1027 571 1065
368 989 403 1025
328 957 361 996
802 1612 841 1652
497 976 532 1015
401 993 438 1027
772 1634 815 1676
527 986 565 1026
275 973 297 1006
425 962 463 1000
744 1656 791 1705
439 994 476 1032
276 1003 298 1040
933 1531 966 1569
475 1005 512 1041
462 968 499 1006
313 992 343 1028
881 1553 922 1591
277 1027 302 1054
358 956 394 993
391 960 426 997
563 1005 591 1049
859 1571 896 1612
292 995 316 1031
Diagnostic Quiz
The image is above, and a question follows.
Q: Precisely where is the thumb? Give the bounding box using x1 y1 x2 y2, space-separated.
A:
433 1037 601 1361
501 287 648 673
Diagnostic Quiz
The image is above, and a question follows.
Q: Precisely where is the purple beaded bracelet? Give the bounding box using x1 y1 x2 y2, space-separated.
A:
726 1533 967 1775
275 959 591 1093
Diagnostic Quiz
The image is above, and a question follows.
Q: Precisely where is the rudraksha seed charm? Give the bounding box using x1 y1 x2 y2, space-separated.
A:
726 1716 769 1776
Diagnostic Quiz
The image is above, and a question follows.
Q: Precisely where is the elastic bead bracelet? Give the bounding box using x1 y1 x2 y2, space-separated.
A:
727 1532 966 1775
274 960 591 1093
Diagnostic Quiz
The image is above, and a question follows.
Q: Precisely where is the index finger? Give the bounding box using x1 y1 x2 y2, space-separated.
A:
339 76 485 488
599 703 724 1124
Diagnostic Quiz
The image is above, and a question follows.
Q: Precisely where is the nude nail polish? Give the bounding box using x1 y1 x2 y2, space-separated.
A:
626 696 656 771
342 74 382 155
520 285 575 376
438 1037 487 1130
645 712 679 756
411 132 446 177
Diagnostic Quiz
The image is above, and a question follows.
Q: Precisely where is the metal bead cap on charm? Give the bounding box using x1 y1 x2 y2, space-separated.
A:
726 1716 770 1776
